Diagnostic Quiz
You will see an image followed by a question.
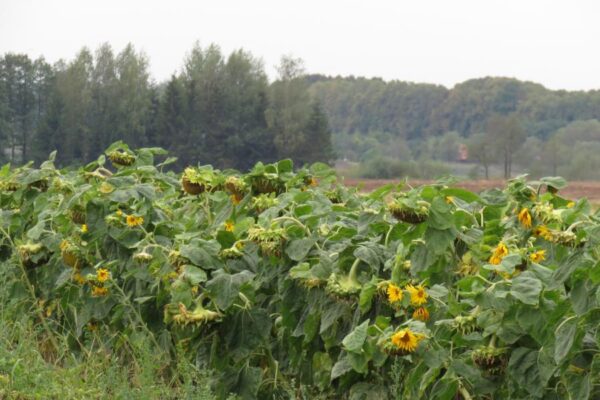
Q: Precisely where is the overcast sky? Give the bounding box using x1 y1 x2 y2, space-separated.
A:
1 0 599 90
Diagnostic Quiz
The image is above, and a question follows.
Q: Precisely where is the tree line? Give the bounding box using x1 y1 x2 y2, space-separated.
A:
309 75 600 179
0 43 333 169
3 44 600 178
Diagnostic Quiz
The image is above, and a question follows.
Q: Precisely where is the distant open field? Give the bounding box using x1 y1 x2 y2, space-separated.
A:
342 178 600 204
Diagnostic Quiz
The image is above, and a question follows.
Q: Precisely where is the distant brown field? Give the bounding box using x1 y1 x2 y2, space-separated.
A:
342 178 600 204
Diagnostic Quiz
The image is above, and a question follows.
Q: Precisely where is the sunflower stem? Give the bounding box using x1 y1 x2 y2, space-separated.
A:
458 384 473 400
0 226 60 354
349 258 361 281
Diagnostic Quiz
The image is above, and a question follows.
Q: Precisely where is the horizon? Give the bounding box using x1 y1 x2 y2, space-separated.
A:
1 0 599 91
1 41 598 94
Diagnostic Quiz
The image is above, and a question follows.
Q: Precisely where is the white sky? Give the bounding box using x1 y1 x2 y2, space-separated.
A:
1 0 599 90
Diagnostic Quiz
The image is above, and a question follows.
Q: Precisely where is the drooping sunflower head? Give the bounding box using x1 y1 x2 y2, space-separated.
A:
517 208 532 229
251 193 279 213
472 346 509 376
387 193 430 224
224 176 247 196
91 286 108 297
107 149 136 168
247 226 287 256
406 284 428 306
529 249 546 263
533 225 553 241
69 205 86 224
133 250 153 263
489 242 508 265
412 307 430 322
166 302 222 326
181 166 222 195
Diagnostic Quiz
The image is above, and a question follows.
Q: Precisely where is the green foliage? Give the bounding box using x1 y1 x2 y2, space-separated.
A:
6 48 600 179
1 143 600 398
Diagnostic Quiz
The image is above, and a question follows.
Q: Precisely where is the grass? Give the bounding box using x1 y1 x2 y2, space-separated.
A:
0 263 224 400
0 318 220 399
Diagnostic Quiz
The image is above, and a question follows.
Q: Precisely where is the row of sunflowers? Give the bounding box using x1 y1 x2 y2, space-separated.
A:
1 142 599 399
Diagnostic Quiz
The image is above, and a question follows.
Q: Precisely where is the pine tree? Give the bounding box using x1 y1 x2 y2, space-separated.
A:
301 101 334 165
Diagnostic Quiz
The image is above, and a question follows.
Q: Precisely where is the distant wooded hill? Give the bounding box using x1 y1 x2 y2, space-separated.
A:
2 44 600 179
307 74 600 140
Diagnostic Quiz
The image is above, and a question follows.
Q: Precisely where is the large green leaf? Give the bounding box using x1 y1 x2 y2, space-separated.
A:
511 273 543 306
205 270 255 310
342 319 369 353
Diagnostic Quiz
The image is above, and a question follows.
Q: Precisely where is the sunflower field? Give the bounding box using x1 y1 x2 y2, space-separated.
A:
1 142 599 399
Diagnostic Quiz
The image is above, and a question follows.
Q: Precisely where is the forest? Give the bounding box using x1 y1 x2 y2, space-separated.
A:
2 43 600 179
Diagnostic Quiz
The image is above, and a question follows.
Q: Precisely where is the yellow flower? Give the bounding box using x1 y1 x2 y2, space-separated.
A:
116 209 123 217
412 307 430 322
96 268 110 283
518 208 532 229
445 196 455 204
391 328 423 353
224 221 235 232
406 284 428 306
566 201 575 208
126 215 144 227
489 242 508 265
533 225 553 241
529 249 546 263
81 224 88 233
309 177 318 187
230 194 242 205
91 286 108 297
73 272 86 284
387 284 403 303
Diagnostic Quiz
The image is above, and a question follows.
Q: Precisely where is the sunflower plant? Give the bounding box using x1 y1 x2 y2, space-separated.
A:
0 144 598 399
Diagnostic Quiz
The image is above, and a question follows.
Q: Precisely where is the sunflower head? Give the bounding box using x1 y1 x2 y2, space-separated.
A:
126 215 144 227
412 307 430 322
529 249 546 263
60 239 83 268
387 195 430 224
533 225 554 241
166 302 222 326
406 284 428 306
452 314 478 334
517 208 532 229
91 286 108 297
96 268 110 283
247 226 286 256
251 193 279 213
384 328 425 355
107 150 136 168
489 243 508 265
386 283 403 304
472 346 509 376
133 250 153 263
224 176 247 197
69 206 86 224
224 221 235 232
